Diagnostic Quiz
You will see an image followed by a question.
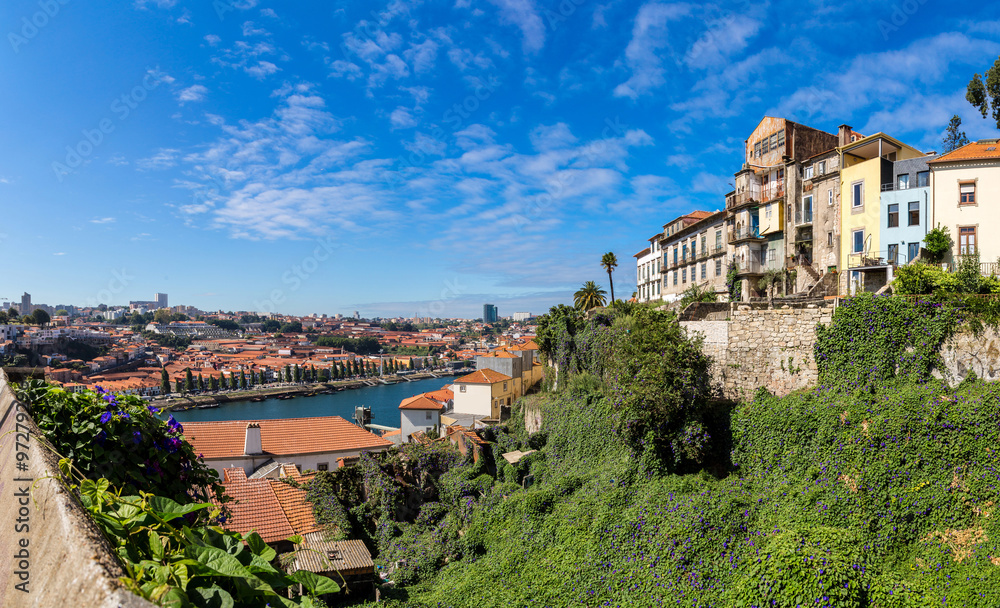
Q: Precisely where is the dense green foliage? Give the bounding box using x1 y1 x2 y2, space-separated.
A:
314 335 382 355
18 382 340 607
922 225 952 264
678 283 717 309
350 294 1000 607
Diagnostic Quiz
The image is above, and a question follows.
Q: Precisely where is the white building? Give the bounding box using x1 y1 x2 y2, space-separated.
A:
398 394 445 441
634 234 663 303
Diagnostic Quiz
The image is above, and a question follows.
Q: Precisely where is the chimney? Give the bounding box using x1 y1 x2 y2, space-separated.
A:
838 124 853 147
244 423 262 455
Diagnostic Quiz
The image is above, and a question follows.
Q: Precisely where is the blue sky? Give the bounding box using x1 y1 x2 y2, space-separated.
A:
1 0 998 318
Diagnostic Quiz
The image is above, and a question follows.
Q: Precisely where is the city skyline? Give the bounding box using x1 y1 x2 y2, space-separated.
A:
2 2 999 317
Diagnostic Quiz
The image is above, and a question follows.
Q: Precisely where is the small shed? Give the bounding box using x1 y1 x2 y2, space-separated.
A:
285 534 377 600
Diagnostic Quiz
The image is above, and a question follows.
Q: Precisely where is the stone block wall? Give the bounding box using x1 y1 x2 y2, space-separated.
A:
682 306 832 401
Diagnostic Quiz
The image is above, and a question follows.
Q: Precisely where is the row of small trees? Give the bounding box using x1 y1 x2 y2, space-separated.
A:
159 357 435 394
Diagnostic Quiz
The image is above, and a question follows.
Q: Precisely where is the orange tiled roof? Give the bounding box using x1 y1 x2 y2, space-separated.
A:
928 140 1000 164
454 368 512 384
216 466 322 544
399 395 445 411
423 388 454 403
183 416 392 459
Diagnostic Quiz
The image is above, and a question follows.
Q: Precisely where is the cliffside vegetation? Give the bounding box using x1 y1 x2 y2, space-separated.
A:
333 295 1000 607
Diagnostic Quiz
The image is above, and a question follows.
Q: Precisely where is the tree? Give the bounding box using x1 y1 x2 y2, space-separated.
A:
285 365 292 382
240 371 247 389
31 309 50 327
161 369 170 395
174 379 183 393
55 309 69 317
280 321 303 334
967 56 1000 129
924 225 952 263
153 309 172 324
943 115 971 152
218 373 225 390
758 269 783 307
601 252 618 303
198 374 205 392
184 368 194 393
574 281 607 311
7 307 17 318
209 319 240 331
293 365 302 383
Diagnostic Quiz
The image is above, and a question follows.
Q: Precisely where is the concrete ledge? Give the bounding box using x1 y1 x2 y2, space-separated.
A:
0 369 154 608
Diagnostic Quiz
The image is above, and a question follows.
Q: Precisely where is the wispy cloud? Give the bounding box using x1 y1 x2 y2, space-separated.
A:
614 2 692 99
177 84 208 103
90 217 116 224
485 0 545 54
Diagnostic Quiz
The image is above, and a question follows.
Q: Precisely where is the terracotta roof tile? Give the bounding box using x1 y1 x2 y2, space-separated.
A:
453 368 512 384
928 140 1000 163
183 416 392 460
399 395 445 411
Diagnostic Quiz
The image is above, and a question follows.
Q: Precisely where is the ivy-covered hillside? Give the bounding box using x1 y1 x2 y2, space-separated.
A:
334 296 1000 607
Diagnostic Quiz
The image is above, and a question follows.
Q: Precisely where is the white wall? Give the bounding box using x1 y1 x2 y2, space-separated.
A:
452 383 492 416
400 409 439 442
932 162 1000 263
206 445 390 476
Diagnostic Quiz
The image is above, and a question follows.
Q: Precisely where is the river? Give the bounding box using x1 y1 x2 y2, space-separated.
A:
167 376 449 429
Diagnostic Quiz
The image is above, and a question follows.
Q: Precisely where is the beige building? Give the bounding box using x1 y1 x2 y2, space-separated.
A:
928 139 1000 264
659 210 728 300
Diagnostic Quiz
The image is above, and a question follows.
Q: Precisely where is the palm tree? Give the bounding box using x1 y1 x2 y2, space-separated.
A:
574 281 608 311
601 252 618 303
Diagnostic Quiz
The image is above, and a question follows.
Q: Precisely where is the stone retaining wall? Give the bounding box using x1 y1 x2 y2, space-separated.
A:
0 370 153 607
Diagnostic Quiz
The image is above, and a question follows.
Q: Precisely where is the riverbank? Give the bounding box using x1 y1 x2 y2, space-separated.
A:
157 370 464 411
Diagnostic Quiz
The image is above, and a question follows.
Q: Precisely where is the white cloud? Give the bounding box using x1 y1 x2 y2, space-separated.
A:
260 8 278 18
390 106 419 129
614 2 692 99
486 0 545 53
204 34 221 46
404 38 439 73
684 15 761 69
52 252 66 256
212 40 283 79
138 149 181 171
242 21 269 37
90 217 116 224
134 0 177 8
177 84 208 103
246 61 280 79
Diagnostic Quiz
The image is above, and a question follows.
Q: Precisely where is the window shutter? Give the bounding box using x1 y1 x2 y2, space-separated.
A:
960 184 975 194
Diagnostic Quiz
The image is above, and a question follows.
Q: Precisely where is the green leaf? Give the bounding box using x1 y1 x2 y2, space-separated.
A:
189 585 235 608
288 570 341 595
58 457 72 478
185 544 254 578
285 534 303 545
148 496 214 522
149 530 164 561
244 532 276 562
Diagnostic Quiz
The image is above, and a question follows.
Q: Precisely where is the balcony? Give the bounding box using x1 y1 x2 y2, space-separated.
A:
794 208 813 225
728 227 766 245
727 180 786 211
710 245 727 257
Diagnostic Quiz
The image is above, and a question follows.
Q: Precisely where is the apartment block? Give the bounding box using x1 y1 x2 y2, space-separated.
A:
660 210 728 301
634 234 663 303
928 140 1000 265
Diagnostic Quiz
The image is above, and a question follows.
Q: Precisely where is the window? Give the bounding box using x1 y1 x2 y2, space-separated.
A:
818 161 826 175
802 195 813 223
673 271 677 286
804 165 814 179
852 181 864 208
682 268 687 283
897 174 909 190
754 141 761 158
887 204 899 228
917 171 929 187
503 382 507 391
960 182 976 205
426 411 432 420
761 137 769 154
701 263 707 279
317 463 329 471
828 189 834 206
887 243 898 265
673 248 678 264
701 235 707 253
768 248 776 262
682 244 688 261
715 231 722 250
777 130 785 147
716 259 722 275
908 201 919 226
908 242 920 262
959 226 977 255
827 232 833 246
769 133 778 151
460 385 466 393
853 229 864 253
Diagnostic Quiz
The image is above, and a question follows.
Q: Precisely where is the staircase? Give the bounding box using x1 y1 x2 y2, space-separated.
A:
807 271 840 298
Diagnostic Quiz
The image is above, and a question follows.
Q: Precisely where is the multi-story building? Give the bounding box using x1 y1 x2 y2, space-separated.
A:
839 132 925 294
659 210 728 301
928 140 1000 265
155 293 168 309
788 143 846 293
880 154 936 266
634 234 663 303
482 304 498 324
727 118 841 300
20 292 31 315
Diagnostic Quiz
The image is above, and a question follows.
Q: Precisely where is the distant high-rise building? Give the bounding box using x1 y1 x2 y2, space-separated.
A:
20 292 31 315
354 311 360 319
512 312 531 322
483 304 498 323
155 293 168 309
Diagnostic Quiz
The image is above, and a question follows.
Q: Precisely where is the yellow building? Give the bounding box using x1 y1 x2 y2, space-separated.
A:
839 133 924 294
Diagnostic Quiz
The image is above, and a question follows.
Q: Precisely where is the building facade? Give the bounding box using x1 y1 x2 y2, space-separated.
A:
482 304 498 323
660 210 728 300
840 132 925 294
880 154 935 266
928 140 1000 266
634 234 662 303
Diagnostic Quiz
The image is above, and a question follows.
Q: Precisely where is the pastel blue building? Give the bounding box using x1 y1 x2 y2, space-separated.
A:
880 154 936 266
